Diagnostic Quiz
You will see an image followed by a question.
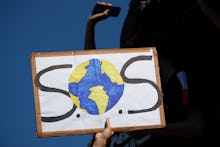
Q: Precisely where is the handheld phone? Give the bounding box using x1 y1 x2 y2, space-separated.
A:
92 4 121 17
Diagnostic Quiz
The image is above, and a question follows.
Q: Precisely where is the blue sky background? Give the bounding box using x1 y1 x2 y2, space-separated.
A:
0 0 129 146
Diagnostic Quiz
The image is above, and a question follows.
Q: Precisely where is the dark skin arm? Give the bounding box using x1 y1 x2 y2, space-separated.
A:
84 1 112 50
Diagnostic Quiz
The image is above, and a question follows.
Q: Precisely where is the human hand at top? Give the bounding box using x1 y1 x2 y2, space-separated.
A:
88 1 112 24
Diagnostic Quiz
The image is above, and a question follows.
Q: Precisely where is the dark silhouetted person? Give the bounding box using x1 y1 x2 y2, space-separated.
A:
85 1 220 146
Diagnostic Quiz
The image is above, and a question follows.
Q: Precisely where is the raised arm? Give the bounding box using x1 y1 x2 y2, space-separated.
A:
84 1 112 50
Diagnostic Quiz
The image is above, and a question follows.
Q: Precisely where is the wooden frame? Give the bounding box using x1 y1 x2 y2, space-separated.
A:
31 47 165 137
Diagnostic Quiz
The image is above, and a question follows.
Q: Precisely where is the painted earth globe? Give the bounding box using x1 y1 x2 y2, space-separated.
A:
68 58 124 115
